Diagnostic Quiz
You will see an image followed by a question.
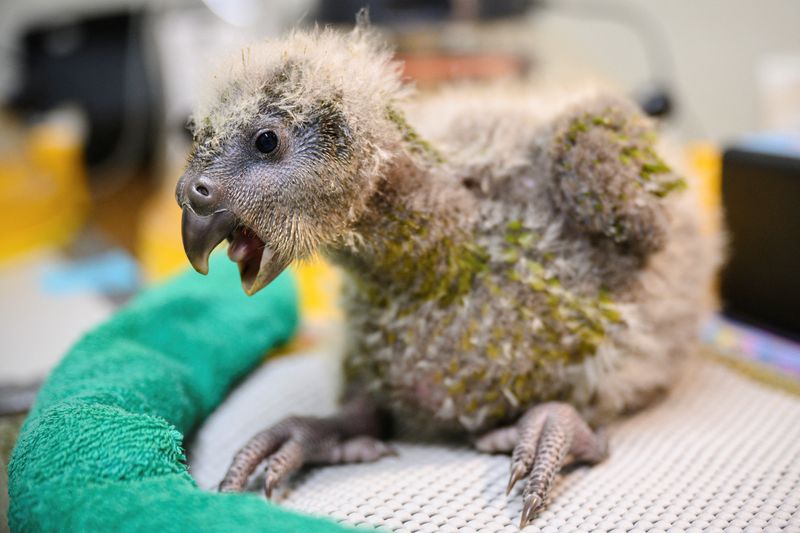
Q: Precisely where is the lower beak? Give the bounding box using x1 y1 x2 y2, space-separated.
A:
239 246 290 296
181 206 237 275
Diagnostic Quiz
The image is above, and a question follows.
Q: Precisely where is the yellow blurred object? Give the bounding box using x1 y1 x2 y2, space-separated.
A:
0 116 89 261
686 141 723 236
292 259 342 321
685 141 724 306
138 181 187 281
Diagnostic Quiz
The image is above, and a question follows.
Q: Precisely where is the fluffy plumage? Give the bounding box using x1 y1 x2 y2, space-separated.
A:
179 25 721 523
339 89 718 433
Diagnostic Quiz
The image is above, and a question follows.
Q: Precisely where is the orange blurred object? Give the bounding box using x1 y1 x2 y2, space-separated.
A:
398 53 527 87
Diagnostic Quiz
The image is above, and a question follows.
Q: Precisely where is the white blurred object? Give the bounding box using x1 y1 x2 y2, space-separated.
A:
202 0 316 29
758 54 800 131
152 1 316 178
153 7 259 159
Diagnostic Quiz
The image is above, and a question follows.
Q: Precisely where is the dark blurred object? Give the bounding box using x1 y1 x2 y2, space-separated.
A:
0 382 40 416
9 12 160 172
720 134 800 338
637 87 673 118
315 0 536 24
318 1 533 89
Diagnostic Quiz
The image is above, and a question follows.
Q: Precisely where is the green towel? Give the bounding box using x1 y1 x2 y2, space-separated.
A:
8 255 355 532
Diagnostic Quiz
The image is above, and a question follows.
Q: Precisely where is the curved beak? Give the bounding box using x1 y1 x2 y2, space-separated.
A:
180 206 237 275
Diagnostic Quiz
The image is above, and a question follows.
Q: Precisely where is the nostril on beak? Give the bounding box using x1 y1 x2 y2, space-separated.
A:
184 176 222 215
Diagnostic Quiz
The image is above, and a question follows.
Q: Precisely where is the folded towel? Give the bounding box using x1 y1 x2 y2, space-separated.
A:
8 254 354 532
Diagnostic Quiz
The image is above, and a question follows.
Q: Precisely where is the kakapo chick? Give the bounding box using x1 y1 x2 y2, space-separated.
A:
176 26 719 527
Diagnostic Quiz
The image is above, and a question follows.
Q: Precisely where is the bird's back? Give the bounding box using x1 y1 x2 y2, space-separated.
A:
342 84 719 435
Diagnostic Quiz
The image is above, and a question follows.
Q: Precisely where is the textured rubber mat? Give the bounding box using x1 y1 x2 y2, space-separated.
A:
189 348 800 532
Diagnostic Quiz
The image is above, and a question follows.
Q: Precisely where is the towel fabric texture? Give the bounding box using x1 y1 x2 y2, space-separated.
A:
8 255 354 532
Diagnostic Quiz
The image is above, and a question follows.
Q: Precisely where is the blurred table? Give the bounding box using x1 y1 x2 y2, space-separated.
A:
0 251 117 384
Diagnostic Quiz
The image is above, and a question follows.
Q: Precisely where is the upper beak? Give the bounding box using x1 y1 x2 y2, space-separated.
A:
180 205 237 275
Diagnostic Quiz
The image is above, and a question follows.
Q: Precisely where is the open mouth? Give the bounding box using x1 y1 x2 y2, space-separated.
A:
226 226 281 295
180 206 289 295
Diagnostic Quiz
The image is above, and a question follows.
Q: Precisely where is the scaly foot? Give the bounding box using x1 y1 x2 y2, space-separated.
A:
476 402 608 528
219 398 395 496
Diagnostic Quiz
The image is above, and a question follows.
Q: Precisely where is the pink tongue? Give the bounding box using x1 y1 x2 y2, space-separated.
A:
227 229 262 262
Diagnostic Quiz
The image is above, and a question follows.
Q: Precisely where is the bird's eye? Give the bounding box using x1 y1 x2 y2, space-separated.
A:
255 130 279 154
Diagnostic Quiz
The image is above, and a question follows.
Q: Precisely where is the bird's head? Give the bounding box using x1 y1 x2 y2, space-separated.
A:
176 27 406 294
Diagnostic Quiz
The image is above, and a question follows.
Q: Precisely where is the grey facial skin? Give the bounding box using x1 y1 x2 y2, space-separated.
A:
176 103 355 295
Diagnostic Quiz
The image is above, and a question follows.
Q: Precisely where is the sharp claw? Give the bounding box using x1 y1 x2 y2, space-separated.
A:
219 477 243 493
519 494 542 528
264 473 279 499
506 463 527 495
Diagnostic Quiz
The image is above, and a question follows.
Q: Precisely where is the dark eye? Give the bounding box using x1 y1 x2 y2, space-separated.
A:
255 130 279 154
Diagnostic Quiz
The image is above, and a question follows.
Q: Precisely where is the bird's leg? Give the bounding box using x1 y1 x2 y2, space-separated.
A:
475 402 608 528
219 396 394 496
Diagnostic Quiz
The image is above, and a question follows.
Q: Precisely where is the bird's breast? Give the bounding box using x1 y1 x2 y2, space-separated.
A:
342 215 626 433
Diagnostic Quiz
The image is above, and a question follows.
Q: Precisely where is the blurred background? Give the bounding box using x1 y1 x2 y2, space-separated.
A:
0 0 798 462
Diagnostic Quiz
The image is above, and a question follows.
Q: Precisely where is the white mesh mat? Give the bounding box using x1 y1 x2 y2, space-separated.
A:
189 344 800 532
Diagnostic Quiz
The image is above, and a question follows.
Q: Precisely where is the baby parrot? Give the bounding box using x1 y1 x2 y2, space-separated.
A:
175 25 719 527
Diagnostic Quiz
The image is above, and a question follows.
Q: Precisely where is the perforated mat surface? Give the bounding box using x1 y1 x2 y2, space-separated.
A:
189 346 800 532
